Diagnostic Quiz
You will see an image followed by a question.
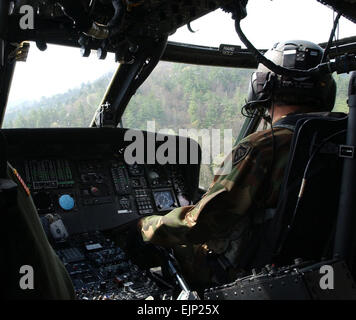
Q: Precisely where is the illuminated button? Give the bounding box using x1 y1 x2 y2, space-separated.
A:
90 186 102 196
59 194 75 211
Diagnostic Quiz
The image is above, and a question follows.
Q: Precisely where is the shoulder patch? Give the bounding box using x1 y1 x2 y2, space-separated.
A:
233 143 252 166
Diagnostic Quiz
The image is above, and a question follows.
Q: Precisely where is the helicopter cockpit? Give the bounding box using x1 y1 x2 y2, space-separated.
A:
1 0 356 301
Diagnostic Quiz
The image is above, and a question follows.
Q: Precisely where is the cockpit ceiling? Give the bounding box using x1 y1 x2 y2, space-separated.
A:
3 0 355 68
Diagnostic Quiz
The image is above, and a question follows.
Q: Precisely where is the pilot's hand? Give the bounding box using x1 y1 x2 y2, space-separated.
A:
125 219 164 269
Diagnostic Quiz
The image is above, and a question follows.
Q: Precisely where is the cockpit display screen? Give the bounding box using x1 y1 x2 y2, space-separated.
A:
152 189 177 212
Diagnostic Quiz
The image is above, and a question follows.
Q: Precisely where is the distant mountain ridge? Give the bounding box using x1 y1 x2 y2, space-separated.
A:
3 62 350 131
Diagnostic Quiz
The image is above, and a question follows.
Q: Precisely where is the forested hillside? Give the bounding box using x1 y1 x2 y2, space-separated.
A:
4 73 113 128
4 62 350 136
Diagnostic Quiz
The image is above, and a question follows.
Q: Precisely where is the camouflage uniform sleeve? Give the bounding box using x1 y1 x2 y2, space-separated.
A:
139 129 290 247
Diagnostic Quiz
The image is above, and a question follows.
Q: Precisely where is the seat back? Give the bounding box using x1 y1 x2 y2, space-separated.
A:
250 113 347 269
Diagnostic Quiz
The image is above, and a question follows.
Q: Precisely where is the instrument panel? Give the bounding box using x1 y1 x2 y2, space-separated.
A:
13 157 188 234
6 128 200 235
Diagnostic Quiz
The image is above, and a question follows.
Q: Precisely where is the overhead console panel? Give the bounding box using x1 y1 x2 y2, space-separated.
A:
7 0 235 48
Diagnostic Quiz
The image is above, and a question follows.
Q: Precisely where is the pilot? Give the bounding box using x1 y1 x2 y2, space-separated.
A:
134 40 338 289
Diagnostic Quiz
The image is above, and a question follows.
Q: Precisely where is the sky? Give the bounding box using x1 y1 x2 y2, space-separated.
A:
7 0 356 108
